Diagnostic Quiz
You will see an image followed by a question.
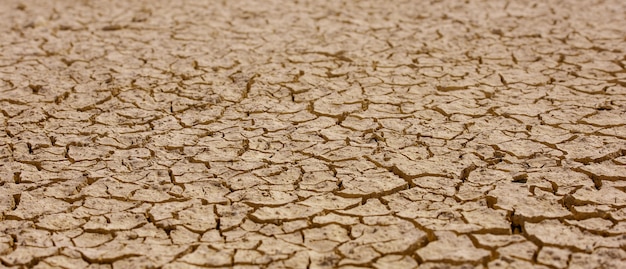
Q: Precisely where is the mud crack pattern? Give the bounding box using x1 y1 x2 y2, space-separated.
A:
1 0 626 268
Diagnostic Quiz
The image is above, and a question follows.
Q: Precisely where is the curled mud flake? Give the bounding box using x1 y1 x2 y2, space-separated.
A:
234 249 272 265
487 183 572 220
557 136 625 163
373 255 418 269
0 246 58 266
536 246 571 269
338 174 407 198
338 244 381 265
512 172 528 183
177 204 218 232
497 139 559 159
471 234 527 248
216 203 252 231
582 110 626 126
83 211 147 232
312 213 360 226
299 192 361 210
488 258 551 269
565 218 614 234
416 232 491 264
235 189 298 207
257 237 306 256
525 220 623 251
497 241 538 261
102 24 123 31
130 188 174 203
568 248 626 268
335 198 390 216
36 213 86 231
251 203 323 222
6 192 71 220
82 197 139 214
461 208 510 234
40 255 90 269
577 162 626 180
350 219 428 255
571 185 626 206
72 233 114 248
170 226 199 245
302 224 351 252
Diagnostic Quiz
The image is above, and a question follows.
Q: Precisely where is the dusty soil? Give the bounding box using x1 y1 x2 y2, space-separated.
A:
1 0 625 268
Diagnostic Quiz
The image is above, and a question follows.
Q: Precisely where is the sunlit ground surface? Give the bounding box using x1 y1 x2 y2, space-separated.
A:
0 0 625 268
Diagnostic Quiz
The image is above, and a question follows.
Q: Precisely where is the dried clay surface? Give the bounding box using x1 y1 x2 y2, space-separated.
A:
0 0 625 268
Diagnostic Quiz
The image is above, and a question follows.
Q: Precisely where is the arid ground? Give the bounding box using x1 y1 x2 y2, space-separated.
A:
1 0 625 268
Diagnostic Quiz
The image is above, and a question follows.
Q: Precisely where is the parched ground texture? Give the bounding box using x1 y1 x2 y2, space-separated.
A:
0 0 625 268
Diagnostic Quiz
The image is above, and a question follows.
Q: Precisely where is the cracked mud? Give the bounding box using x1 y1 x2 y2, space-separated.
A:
1 0 625 268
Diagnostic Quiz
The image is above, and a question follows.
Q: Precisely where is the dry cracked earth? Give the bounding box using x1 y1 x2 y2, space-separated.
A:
0 0 625 268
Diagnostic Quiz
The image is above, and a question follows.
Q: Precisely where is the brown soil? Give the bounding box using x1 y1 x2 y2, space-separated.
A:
1 0 625 268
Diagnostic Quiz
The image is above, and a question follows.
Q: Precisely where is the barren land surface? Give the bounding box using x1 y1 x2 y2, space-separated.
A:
1 0 626 268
